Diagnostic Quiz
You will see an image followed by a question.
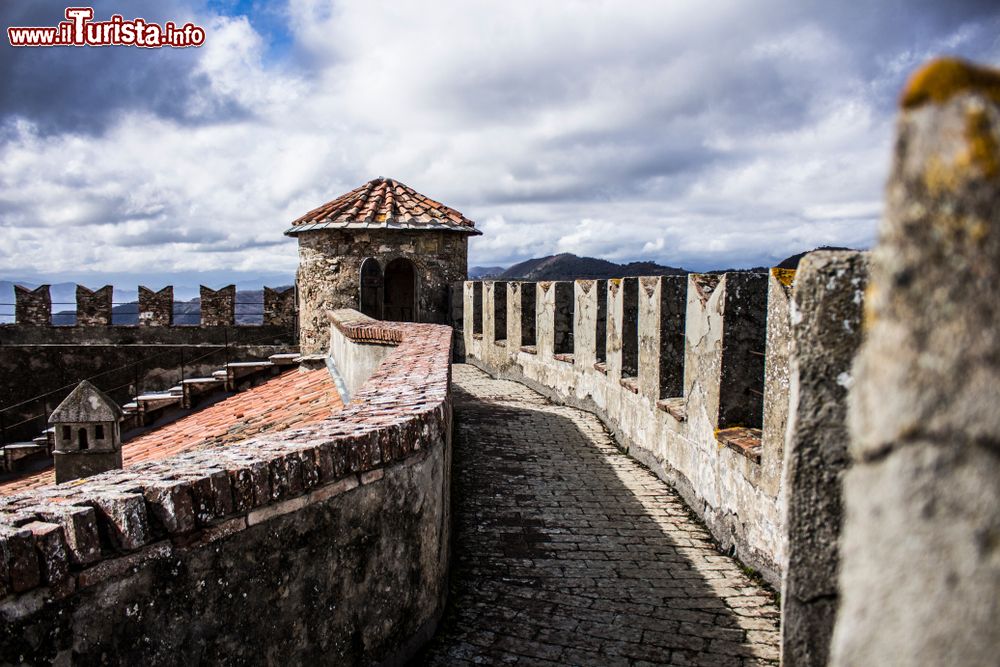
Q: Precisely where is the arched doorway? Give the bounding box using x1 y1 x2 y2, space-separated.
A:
359 258 383 318
383 258 417 322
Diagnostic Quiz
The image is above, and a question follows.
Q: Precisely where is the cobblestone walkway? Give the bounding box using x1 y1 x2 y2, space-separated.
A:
414 365 780 667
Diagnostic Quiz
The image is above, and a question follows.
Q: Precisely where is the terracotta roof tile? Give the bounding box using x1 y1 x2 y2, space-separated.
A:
286 177 481 236
0 367 343 496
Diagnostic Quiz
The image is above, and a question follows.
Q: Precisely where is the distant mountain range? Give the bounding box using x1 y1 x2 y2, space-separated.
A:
492 254 686 281
470 248 851 282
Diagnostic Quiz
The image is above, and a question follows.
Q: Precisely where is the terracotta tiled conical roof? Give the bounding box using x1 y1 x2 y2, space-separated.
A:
285 177 481 235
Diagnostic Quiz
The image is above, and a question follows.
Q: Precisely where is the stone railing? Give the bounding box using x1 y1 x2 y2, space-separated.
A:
0 312 453 665
463 262 867 589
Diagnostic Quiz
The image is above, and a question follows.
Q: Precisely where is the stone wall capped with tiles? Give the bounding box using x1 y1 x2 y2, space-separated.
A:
0 314 452 665
295 229 469 353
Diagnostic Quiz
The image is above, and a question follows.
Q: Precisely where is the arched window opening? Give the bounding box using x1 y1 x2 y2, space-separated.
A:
383 258 417 322
78 428 89 450
359 258 383 319
95 424 105 441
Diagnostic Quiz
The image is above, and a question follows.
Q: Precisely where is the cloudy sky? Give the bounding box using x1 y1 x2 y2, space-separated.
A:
1 0 998 289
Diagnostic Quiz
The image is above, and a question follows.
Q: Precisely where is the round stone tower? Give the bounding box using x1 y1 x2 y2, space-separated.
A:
286 177 481 353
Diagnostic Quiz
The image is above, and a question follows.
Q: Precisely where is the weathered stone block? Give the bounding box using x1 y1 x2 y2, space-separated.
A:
23 521 70 587
14 284 50 326
76 285 113 327
683 273 767 432
0 526 40 594
606 279 625 379
760 269 794 497
536 282 556 358
181 469 235 526
143 480 196 535
638 276 686 403
781 251 867 667
573 280 600 367
263 286 295 328
832 59 1000 667
138 285 173 327
33 504 101 565
200 285 236 327
79 491 151 552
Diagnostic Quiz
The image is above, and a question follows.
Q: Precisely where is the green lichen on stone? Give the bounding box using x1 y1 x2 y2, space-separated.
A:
901 57 1000 110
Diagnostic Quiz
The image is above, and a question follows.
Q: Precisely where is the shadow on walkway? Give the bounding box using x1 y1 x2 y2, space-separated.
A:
413 366 779 667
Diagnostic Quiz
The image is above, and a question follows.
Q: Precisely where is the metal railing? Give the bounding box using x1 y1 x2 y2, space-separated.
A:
0 325 296 446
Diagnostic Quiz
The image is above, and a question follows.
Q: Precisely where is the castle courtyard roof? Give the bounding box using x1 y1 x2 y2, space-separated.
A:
285 177 482 236
0 366 344 496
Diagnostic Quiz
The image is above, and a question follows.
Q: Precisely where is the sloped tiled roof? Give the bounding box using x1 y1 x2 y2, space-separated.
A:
0 367 343 496
286 177 481 236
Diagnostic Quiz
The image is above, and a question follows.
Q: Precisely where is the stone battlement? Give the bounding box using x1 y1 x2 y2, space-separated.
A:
6 284 294 328
463 262 867 586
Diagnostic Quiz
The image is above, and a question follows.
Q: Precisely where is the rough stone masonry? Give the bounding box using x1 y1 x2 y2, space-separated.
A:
832 58 1000 666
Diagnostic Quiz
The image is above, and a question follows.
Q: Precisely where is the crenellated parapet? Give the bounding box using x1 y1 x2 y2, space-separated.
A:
4 284 296 329
462 263 859 587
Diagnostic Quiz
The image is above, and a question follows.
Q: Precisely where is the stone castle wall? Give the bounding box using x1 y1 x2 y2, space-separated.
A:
0 315 453 665
0 285 297 443
296 229 469 353
463 263 868 594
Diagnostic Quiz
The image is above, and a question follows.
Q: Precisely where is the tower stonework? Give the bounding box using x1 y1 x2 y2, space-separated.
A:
287 178 480 354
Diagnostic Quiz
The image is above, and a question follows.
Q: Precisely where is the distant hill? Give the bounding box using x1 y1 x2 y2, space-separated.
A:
469 266 505 279
498 254 687 281
486 247 857 281
775 246 852 269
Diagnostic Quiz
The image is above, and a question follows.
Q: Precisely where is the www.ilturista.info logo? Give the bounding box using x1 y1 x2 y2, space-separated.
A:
7 7 206 48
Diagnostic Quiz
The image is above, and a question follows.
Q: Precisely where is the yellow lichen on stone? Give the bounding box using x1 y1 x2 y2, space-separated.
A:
922 154 961 195
771 268 796 287
921 106 998 195
901 58 1000 110
862 281 880 333
961 108 999 178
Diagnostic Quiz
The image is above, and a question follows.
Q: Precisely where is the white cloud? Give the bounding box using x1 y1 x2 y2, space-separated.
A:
1 0 999 280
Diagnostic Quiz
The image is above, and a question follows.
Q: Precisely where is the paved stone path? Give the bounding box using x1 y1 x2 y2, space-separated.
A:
414 365 780 667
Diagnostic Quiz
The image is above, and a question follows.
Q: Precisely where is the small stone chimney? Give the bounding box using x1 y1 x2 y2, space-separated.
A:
48 381 124 483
